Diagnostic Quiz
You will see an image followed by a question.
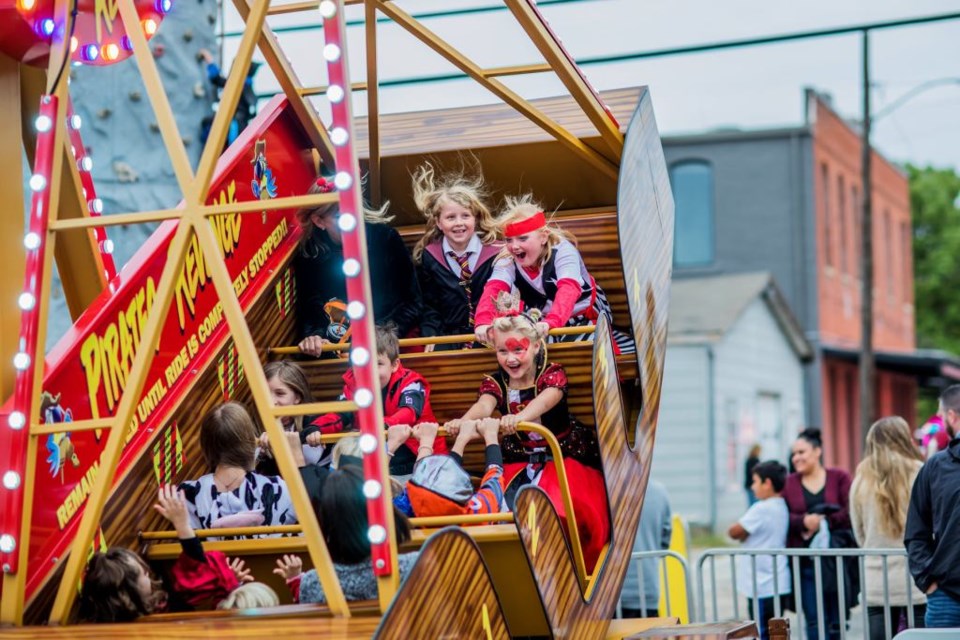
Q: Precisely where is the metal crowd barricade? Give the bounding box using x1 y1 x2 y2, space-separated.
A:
695 547 920 640
616 550 695 621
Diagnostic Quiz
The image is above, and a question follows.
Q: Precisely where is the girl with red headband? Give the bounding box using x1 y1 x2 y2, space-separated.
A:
411 162 502 350
473 194 614 347
294 176 422 356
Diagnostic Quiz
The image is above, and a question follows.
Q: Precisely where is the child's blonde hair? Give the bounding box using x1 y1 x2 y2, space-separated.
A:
496 194 575 266
332 435 362 469
216 582 280 610
489 292 548 344
411 161 497 263
297 176 394 255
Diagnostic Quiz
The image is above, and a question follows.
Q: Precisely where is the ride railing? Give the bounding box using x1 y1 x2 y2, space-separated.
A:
138 422 590 584
696 547 921 640
616 550 695 622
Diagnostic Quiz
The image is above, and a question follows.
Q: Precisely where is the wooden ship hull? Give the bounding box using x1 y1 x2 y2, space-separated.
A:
0 1 721 638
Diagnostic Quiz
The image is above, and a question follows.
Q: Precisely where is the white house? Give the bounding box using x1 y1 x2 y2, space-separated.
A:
651 272 812 531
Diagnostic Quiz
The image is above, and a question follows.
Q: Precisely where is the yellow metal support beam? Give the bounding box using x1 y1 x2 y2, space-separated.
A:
365 1 382 206
375 0 619 181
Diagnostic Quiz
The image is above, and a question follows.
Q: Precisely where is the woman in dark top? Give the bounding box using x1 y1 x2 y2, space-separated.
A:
294 177 422 356
783 428 853 640
744 443 762 506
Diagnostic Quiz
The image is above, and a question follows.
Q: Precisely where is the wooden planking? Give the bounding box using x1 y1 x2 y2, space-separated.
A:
375 528 510 639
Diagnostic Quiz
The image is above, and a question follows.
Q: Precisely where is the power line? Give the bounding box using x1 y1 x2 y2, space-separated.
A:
252 10 960 100
222 0 601 38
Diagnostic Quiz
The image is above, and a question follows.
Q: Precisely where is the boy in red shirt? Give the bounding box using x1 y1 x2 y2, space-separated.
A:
311 324 447 476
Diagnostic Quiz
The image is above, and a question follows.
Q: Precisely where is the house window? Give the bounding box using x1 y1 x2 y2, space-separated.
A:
670 161 714 267
821 163 833 268
838 174 847 274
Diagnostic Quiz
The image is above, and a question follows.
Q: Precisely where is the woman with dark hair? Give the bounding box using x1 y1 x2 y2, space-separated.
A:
851 417 926 639
783 428 854 640
79 548 166 622
275 465 419 603
294 177 422 356
745 443 762 506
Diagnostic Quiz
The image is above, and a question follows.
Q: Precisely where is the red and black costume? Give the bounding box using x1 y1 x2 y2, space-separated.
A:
477 359 609 570
315 362 448 475
416 236 501 348
167 537 239 610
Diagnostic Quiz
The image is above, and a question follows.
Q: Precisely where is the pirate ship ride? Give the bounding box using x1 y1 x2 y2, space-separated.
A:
0 0 679 637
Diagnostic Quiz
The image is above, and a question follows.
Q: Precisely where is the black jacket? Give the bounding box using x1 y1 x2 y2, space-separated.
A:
416 240 501 339
905 437 960 600
295 222 422 339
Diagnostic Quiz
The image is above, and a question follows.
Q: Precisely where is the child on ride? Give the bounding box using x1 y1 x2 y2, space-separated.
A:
397 418 507 518
180 402 297 534
313 324 448 478
257 360 333 470
448 300 609 570
295 176 422 356
411 162 501 350
474 194 614 346
78 486 280 622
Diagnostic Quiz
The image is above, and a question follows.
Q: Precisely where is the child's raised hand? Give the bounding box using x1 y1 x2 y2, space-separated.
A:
386 424 412 454
474 324 492 345
154 484 193 539
273 554 303 580
476 418 501 443
500 414 520 435
228 557 255 583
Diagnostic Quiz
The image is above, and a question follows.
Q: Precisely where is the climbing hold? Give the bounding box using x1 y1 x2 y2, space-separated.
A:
207 13 216 24
182 29 194 43
96 108 112 119
149 122 160 133
153 43 165 58
193 82 205 98
112 161 139 183
129 91 142 102
182 136 192 147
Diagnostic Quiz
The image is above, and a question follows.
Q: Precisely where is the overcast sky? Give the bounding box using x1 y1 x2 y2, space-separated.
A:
221 0 960 171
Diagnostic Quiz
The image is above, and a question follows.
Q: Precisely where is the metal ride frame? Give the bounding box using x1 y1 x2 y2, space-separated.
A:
0 0 626 626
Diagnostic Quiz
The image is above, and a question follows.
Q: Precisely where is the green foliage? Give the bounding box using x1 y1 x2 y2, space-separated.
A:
909 164 960 354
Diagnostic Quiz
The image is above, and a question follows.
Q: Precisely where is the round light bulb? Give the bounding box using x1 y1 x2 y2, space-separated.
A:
2 471 20 490
334 171 352 190
323 43 341 62
354 388 373 408
318 0 336 18
342 258 360 277
39 18 55 36
0 535 15 554
89 198 103 214
326 85 344 104
23 233 41 250
8 412 25 430
13 352 31 371
338 213 357 232
17 293 35 311
29 174 46 192
69 114 82 130
143 18 158 36
359 433 377 454
103 43 120 61
70 36 78 53
330 127 348 146
346 301 364 320
80 157 93 172
363 480 382 499
35 115 52 133
367 525 387 545
350 347 370 366
100 239 115 254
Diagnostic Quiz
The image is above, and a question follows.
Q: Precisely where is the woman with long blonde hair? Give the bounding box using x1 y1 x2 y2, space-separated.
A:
851 416 926 639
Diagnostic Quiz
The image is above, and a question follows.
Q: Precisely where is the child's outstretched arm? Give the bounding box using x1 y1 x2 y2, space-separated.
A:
450 420 479 458
499 387 563 434
445 394 497 436
273 554 304 603
155 485 196 539
467 418 506 515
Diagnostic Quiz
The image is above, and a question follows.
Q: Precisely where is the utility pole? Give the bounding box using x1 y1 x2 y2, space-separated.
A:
859 29 874 439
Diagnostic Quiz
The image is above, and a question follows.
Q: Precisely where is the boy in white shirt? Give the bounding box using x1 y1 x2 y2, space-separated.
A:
728 460 791 640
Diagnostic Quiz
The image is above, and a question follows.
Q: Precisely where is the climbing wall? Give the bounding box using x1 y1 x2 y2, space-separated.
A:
44 0 218 344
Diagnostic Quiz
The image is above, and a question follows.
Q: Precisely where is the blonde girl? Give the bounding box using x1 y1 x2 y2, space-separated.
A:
447 299 608 571
294 176 421 356
411 162 502 350
851 416 926 639
473 194 619 349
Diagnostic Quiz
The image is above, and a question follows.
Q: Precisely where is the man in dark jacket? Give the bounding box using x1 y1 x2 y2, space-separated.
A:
905 383 960 628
